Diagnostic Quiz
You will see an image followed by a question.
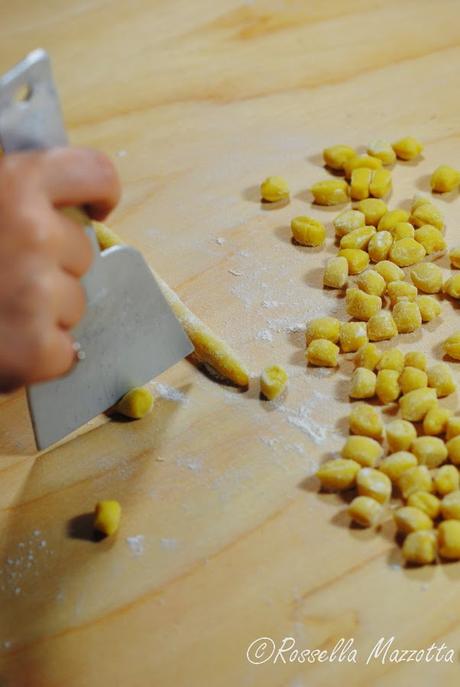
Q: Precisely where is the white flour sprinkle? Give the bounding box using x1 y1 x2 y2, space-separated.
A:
115 149 128 157
261 437 278 448
215 237 225 245
256 329 274 342
126 535 144 557
277 391 335 445
176 456 202 472
267 317 304 333
160 538 178 550
228 269 243 276
154 383 188 403
261 299 279 309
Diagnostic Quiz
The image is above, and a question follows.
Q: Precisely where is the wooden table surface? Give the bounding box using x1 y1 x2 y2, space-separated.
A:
1 1 460 685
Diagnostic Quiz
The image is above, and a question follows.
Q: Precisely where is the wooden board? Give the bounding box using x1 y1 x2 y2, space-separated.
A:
1 1 460 684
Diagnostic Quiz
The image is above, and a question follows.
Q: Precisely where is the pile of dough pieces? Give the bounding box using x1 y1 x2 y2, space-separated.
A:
260 137 460 565
317 344 460 565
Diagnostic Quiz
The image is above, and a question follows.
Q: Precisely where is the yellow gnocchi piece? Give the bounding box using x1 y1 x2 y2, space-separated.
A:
423 406 451 436
345 287 382 321
344 154 382 179
443 331 460 360
349 402 384 439
392 222 415 241
449 247 460 269
446 416 460 441
291 216 326 246
367 139 396 166
340 225 376 251
316 458 361 491
410 202 444 232
356 198 387 226
355 343 382 371
414 225 446 254
411 436 448 468
430 165 460 193
415 295 441 322
306 317 340 345
404 351 427 371
260 176 289 202
311 179 349 206
367 310 398 342
410 262 443 294
356 467 392 503
411 193 431 211
402 530 437 565
333 209 366 237
427 362 456 398
386 419 417 452
399 387 437 422
339 321 368 352
114 387 154 419
392 136 423 161
350 367 377 399
407 491 441 519
392 300 422 334
398 465 433 499
446 436 460 465
389 238 426 267
350 168 372 201
323 256 349 289
433 465 459 497
306 339 340 367
356 269 386 297
375 369 400 404
399 366 428 395
323 144 357 171
338 248 370 275
379 451 417 482
260 365 288 400
377 348 405 372
443 273 460 299
374 260 404 283
348 495 383 527
377 209 410 233
394 506 433 534
367 231 393 263
440 491 460 520
369 168 392 198
386 280 418 305
437 520 460 560
341 435 383 467
94 500 122 537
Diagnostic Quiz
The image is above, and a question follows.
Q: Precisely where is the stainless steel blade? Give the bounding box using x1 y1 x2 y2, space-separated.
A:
27 233 193 449
0 50 193 449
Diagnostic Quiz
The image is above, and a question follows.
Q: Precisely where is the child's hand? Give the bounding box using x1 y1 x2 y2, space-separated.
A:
0 147 121 392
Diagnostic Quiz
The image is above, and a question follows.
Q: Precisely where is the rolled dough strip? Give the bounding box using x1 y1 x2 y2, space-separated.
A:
92 222 250 388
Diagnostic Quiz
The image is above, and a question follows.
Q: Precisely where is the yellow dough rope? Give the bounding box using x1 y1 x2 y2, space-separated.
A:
92 222 250 388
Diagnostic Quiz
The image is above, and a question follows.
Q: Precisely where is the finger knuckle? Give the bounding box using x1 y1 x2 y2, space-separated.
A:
88 150 120 197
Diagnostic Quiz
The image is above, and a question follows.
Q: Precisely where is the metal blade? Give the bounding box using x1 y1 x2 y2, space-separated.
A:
27 236 193 450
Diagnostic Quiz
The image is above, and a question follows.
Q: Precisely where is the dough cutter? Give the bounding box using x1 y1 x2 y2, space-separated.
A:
0 49 193 450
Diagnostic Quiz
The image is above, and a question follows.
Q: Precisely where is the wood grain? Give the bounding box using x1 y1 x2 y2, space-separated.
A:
1 1 460 685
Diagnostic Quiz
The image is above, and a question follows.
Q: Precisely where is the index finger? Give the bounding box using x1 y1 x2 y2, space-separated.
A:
39 147 121 220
